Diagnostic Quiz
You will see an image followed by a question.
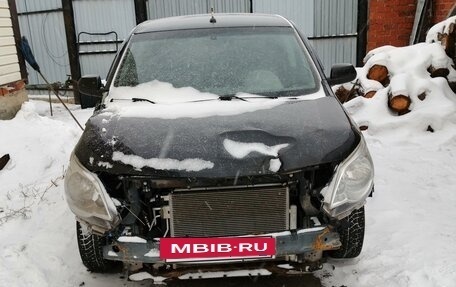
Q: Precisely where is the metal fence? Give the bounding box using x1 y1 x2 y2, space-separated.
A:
147 0 250 19
72 0 136 79
16 0 69 85
254 0 359 73
14 0 365 87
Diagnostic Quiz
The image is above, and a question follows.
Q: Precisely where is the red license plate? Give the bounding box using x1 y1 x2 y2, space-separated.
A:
160 237 275 261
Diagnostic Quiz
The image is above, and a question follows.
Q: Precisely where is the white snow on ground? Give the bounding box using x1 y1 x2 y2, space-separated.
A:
0 101 146 287
112 151 214 172
128 272 166 282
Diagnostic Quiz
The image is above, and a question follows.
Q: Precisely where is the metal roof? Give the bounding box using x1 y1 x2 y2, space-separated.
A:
133 13 291 34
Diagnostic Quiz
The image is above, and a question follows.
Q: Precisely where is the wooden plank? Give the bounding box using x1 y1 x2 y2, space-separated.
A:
0 54 17 66
0 17 11 27
7 0 26 80
0 36 14 46
0 1 8 9
0 45 15 55
0 71 20 86
0 8 9 18
0 62 19 76
0 26 13 37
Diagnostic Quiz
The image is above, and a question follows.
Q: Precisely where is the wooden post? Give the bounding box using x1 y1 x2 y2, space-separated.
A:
134 0 148 25
356 0 368 66
61 0 81 104
7 0 27 81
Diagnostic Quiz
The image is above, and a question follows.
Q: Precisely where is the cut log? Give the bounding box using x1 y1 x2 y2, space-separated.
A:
438 26 456 60
427 65 449 78
388 93 411 114
335 86 357 103
367 64 389 86
418 92 426 101
364 91 376 98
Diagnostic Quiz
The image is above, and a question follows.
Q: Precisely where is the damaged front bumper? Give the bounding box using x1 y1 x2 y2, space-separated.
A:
103 226 341 264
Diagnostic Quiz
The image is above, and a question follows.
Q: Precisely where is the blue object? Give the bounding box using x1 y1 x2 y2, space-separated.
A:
20 36 40 72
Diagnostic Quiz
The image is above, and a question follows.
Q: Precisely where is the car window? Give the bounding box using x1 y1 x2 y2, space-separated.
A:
113 27 319 97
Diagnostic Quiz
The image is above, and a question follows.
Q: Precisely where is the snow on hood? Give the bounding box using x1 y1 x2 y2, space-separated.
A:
342 43 456 141
223 139 289 172
102 80 325 119
222 139 289 159
112 151 214 172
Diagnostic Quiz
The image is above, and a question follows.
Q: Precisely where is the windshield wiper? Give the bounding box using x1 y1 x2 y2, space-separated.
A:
110 98 156 104
218 95 247 101
220 92 280 100
132 98 156 104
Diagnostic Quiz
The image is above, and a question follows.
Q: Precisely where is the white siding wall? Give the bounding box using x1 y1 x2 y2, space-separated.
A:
0 0 20 86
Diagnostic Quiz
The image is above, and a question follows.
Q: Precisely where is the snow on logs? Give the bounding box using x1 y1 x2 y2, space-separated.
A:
388 74 411 114
427 16 456 61
335 17 456 116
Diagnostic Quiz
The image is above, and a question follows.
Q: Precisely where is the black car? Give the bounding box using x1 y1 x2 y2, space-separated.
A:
65 13 374 276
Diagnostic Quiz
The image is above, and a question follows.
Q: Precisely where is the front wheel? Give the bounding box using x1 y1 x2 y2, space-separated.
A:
76 221 119 272
329 207 365 258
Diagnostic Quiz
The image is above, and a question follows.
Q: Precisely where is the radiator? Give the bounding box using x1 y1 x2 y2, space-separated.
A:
169 185 289 237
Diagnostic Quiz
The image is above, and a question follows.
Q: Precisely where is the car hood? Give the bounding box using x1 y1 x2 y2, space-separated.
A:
74 96 358 178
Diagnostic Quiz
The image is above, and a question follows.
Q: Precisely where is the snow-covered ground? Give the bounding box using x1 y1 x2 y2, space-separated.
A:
317 122 456 286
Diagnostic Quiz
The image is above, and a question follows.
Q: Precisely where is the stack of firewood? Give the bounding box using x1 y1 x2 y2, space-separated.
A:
336 17 456 116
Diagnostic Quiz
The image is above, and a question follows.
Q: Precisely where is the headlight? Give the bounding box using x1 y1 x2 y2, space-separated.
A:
64 153 119 231
321 136 374 219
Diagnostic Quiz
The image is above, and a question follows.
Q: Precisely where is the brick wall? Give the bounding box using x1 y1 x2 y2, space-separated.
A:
367 0 417 51
367 0 456 52
433 0 455 23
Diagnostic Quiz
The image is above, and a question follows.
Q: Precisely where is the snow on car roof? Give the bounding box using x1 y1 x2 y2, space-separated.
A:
133 13 291 34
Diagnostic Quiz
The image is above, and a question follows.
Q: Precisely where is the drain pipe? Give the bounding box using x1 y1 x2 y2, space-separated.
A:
410 0 433 44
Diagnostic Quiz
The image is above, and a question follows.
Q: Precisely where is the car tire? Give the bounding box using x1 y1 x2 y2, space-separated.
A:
329 207 365 259
76 221 119 272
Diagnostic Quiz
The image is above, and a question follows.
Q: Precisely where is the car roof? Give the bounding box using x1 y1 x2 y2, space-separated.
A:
133 13 292 34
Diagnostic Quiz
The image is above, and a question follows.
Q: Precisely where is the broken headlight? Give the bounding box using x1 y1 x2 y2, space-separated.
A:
64 153 119 230
321 136 374 219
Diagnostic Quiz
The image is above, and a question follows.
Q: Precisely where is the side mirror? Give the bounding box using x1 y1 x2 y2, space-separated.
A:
327 64 357 86
78 75 103 109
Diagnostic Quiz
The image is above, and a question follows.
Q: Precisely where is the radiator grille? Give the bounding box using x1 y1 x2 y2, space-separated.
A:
169 186 289 237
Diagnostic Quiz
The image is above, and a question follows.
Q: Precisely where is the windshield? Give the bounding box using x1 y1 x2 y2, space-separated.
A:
113 27 319 97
